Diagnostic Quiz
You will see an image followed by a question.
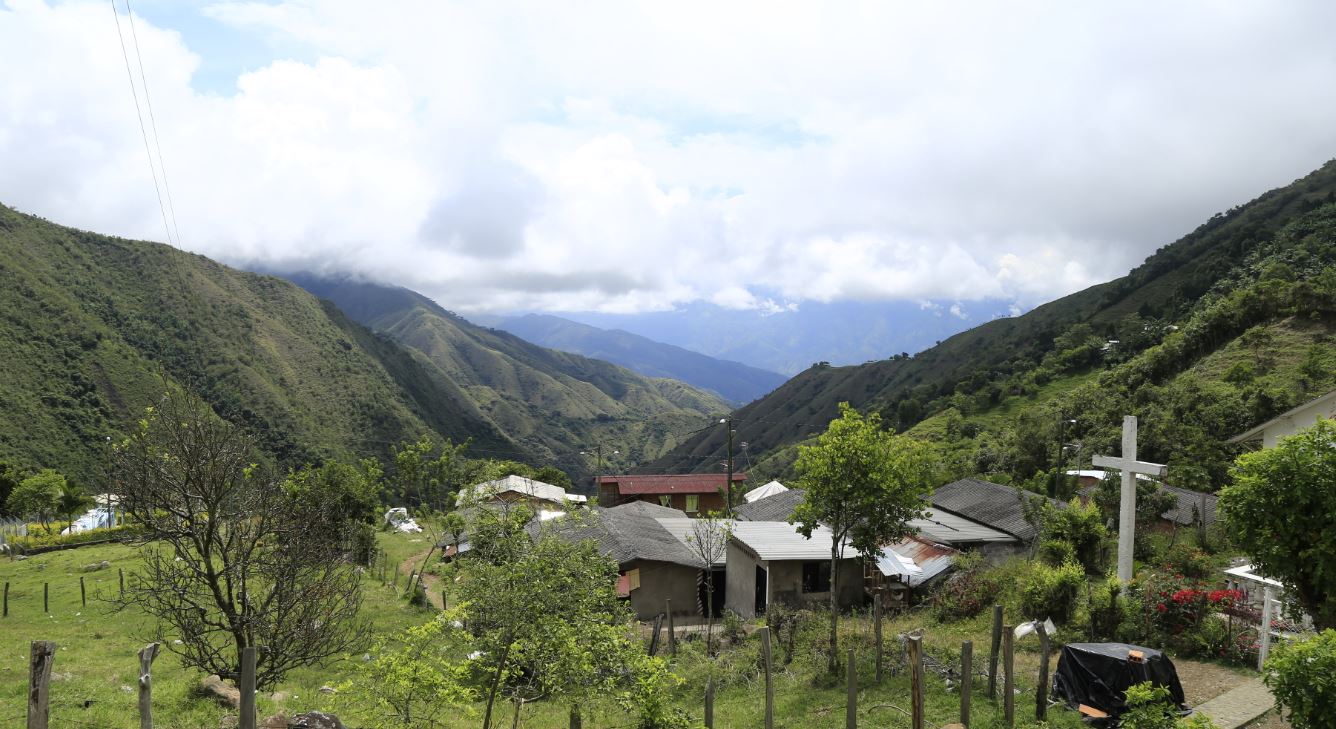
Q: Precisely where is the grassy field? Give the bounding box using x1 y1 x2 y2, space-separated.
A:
2 532 1255 728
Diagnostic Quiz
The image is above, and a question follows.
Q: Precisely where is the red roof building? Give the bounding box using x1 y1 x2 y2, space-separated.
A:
596 473 746 515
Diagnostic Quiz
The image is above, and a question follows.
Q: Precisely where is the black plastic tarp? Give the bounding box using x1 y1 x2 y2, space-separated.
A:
1051 642 1186 717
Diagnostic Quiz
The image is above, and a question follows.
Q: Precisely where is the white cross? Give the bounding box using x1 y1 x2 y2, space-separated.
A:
1092 415 1167 583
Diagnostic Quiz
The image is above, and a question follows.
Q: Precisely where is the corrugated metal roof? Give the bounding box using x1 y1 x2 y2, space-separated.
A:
932 478 1061 541
910 508 1017 544
597 473 747 495
733 489 805 521
729 521 861 562
654 518 735 566
459 474 573 506
887 536 958 587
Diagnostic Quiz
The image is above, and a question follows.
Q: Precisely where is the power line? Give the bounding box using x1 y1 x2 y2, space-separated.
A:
110 0 173 246
124 0 182 246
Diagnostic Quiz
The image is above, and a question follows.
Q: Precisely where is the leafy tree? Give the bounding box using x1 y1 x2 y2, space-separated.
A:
1264 629 1336 729
1092 473 1177 559
1220 419 1336 629
792 402 938 672
460 507 670 728
285 459 383 566
112 389 368 687
338 611 478 727
7 469 64 532
56 481 93 532
0 460 24 518
1040 498 1108 574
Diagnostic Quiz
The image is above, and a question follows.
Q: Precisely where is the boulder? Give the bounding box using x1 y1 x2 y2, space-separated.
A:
200 674 241 709
289 711 345 728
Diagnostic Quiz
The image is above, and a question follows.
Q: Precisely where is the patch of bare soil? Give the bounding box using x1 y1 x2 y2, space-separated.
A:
401 548 444 609
1172 659 1255 706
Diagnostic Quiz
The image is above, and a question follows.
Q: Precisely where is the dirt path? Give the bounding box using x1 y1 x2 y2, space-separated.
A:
400 546 445 610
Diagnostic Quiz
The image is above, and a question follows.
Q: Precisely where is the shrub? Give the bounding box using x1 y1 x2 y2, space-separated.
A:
1089 575 1124 641
1265 629 1336 729
7 523 144 551
1162 544 1213 579
1020 560 1083 623
1040 498 1107 574
1121 681 1219 729
932 554 1000 621
1038 539 1076 567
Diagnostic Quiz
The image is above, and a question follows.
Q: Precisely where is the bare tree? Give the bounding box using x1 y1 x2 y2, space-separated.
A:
685 514 731 654
111 388 368 688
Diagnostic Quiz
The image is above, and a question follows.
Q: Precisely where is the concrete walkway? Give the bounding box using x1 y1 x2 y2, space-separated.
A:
1193 677 1275 729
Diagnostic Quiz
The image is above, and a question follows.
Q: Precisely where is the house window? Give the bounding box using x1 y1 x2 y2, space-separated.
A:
685 495 699 513
659 495 672 508
802 561 831 593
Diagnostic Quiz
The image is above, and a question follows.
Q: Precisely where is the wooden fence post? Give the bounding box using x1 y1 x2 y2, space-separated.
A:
43 582 48 614
846 647 857 729
569 705 581 729
3 581 8 617
666 599 675 656
239 645 257 729
1035 622 1051 721
1002 626 1015 727
119 568 125 599
988 605 1002 700
874 591 884 683
80 576 86 607
704 677 714 728
760 627 774 729
961 639 973 728
28 640 56 729
138 642 160 729
908 635 924 729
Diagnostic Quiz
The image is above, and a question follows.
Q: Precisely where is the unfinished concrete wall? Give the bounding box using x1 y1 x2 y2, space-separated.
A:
626 560 701 621
725 541 761 618
767 559 864 612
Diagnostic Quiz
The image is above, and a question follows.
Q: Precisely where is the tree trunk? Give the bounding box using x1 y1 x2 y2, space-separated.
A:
828 538 840 674
482 641 513 729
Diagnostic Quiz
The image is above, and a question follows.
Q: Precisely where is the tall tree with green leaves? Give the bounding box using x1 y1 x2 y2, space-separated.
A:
792 402 938 672
1220 419 1336 629
0 460 24 518
7 469 64 532
56 481 93 532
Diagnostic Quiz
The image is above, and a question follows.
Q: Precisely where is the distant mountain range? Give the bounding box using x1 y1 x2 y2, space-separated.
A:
0 205 730 485
473 313 788 405
554 299 1016 376
283 274 731 479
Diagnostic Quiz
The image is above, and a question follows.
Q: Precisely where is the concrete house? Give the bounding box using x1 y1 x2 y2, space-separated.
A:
724 522 864 618
596 473 746 515
537 501 715 621
1228 388 1336 449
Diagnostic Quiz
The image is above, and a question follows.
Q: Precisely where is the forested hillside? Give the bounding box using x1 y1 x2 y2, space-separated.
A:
0 204 523 484
286 275 732 480
655 160 1336 493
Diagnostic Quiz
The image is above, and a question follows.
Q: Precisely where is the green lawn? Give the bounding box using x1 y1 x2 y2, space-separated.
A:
2 536 1093 728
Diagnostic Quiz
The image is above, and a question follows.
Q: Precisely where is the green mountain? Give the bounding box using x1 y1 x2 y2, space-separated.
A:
654 160 1336 492
284 275 731 480
479 313 788 405
0 204 524 486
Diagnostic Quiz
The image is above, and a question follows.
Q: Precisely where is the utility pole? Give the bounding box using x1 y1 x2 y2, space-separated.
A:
581 445 619 495
720 418 735 513
1053 416 1076 498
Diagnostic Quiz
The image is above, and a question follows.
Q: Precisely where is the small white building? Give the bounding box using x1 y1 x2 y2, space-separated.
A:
1228 389 1336 449
457 474 588 509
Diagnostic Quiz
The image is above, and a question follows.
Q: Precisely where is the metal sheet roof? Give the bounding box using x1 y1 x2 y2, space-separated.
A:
932 478 1061 541
909 508 1016 544
654 518 735 566
728 521 860 562
459 474 574 506
597 473 747 495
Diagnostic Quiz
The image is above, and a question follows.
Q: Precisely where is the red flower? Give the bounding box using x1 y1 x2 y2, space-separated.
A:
1156 603 1168 613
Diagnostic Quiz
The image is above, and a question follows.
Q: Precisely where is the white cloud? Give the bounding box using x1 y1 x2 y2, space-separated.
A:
2 0 1335 314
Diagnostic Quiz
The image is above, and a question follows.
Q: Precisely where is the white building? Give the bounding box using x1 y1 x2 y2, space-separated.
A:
1228 389 1336 449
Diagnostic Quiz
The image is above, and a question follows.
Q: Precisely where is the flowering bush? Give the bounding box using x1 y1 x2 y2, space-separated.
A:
932 563 1000 621
1132 569 1258 666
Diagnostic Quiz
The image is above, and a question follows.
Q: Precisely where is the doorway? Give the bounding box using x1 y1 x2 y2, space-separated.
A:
754 565 768 616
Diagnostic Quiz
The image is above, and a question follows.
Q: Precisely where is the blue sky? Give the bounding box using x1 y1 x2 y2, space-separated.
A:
3 1 1336 314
